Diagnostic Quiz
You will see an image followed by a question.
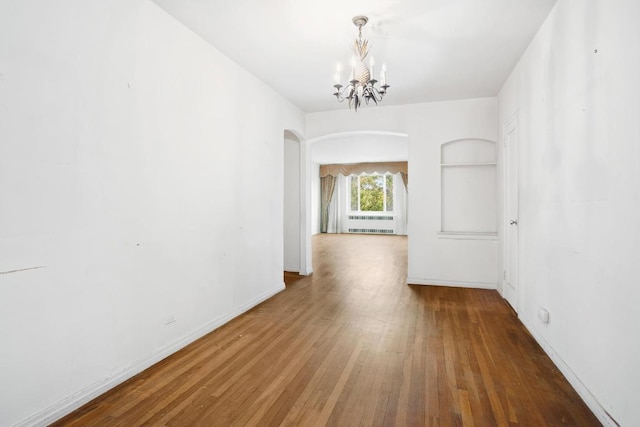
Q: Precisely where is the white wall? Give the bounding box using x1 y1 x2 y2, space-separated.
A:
497 0 640 425
306 98 498 288
283 132 300 272
311 133 408 164
0 1 304 425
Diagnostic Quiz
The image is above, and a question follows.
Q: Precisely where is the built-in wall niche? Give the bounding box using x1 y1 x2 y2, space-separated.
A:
440 139 497 238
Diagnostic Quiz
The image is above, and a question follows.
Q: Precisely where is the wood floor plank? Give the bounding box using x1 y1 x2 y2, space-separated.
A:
52 234 601 427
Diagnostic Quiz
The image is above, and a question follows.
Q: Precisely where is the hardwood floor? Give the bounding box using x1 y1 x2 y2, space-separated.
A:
52 234 600 426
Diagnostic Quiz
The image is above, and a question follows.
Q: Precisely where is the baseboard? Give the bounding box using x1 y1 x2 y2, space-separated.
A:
299 267 313 276
519 316 619 427
406 277 497 290
16 282 286 427
237 282 285 313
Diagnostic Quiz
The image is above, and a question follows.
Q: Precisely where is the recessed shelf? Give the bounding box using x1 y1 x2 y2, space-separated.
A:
441 139 497 234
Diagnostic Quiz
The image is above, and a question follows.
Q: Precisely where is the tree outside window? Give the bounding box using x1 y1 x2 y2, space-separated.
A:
350 174 394 212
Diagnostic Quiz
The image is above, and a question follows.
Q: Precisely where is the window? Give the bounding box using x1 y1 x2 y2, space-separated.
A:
349 174 394 212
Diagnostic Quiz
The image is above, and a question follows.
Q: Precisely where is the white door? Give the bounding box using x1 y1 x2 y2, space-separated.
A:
503 118 519 312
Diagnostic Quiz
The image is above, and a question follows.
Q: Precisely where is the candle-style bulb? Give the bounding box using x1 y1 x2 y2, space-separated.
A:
380 62 387 85
334 62 343 84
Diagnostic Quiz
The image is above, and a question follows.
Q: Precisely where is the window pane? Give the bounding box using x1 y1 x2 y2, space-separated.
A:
359 175 384 211
350 175 358 211
385 175 394 211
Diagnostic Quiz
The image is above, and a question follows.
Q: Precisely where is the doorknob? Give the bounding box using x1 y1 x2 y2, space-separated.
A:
510 220 518 225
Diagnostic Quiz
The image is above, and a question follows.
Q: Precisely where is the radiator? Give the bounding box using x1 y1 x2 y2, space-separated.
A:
347 215 395 234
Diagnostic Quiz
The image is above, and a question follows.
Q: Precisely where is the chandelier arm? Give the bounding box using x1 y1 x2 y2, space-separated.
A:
369 91 378 105
371 87 383 102
334 83 360 103
333 84 344 102
360 84 381 103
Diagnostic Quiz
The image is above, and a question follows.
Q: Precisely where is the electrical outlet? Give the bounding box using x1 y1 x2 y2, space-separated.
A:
538 308 550 324
164 315 176 325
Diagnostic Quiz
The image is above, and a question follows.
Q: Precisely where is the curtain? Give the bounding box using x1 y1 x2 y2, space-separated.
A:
320 161 407 178
400 172 408 191
320 175 337 233
328 174 347 233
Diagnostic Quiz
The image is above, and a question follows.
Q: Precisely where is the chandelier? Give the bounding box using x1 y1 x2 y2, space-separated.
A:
333 16 389 111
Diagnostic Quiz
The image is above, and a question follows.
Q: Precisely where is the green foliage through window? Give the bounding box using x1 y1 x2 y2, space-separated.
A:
350 174 394 212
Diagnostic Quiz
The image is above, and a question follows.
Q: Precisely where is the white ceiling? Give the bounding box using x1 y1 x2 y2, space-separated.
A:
151 0 557 113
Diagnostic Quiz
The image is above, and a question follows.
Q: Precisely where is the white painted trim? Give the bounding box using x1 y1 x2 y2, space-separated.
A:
519 315 619 427
16 283 286 427
300 139 313 276
236 282 286 314
299 267 313 276
496 280 505 297
406 277 497 290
